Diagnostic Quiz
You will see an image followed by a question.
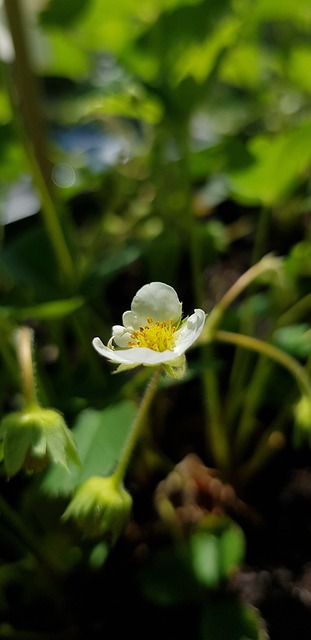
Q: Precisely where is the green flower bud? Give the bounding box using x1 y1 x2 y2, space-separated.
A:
0 408 80 477
62 476 132 544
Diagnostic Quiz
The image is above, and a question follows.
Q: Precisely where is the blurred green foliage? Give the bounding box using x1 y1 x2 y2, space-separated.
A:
0 0 311 638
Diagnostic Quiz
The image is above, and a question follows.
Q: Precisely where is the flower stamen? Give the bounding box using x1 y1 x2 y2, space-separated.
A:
128 319 177 352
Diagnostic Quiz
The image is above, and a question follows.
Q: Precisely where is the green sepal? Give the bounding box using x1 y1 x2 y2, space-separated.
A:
0 408 80 476
62 475 132 544
163 354 186 379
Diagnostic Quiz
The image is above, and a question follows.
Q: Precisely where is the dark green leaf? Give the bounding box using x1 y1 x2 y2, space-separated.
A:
201 596 267 640
39 0 89 27
140 545 201 606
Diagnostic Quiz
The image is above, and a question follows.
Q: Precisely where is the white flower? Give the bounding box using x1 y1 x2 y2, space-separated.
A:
92 282 205 376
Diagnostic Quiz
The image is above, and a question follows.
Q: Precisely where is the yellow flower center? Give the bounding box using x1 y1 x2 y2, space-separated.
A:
128 317 177 352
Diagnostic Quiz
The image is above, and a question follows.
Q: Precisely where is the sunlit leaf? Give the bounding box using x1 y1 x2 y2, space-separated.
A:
228 122 311 206
285 241 311 277
220 43 265 89
255 0 311 24
289 46 311 95
172 16 238 85
72 0 148 53
37 29 90 79
128 0 233 85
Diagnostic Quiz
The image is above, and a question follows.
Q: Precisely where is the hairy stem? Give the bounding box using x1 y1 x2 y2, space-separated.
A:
113 366 162 485
14 327 38 408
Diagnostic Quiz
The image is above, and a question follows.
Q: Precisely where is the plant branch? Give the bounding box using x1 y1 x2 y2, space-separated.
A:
113 366 162 485
214 330 311 399
201 254 282 341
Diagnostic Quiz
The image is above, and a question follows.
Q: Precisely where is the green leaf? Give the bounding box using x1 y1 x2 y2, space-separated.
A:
1 297 85 321
254 0 311 24
41 401 136 496
3 423 41 476
71 0 148 53
201 596 267 640
220 43 263 90
141 520 246 607
190 519 246 588
37 29 91 79
273 324 311 358
286 241 311 277
127 0 233 93
289 46 311 95
39 0 89 27
1 225 62 300
140 545 201 606
228 122 311 206
81 244 142 297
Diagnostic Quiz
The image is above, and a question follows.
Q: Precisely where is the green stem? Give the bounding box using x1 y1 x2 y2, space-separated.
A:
251 206 270 264
234 355 270 453
237 422 286 486
215 330 311 399
198 253 283 432
113 366 162 485
201 254 281 340
202 345 229 470
3 0 52 191
224 300 259 432
27 146 77 291
277 292 311 327
175 124 227 468
237 378 296 485
15 327 38 408
4 0 76 291
178 122 203 307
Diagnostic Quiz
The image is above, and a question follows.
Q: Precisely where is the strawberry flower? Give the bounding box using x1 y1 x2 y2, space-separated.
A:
92 282 205 376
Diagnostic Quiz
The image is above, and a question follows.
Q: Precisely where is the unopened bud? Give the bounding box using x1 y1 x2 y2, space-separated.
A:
62 475 132 544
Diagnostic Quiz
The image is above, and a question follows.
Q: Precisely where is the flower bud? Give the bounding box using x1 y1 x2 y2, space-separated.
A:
0 408 80 477
62 476 132 544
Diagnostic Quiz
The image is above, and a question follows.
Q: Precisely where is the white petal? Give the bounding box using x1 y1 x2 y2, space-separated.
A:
111 325 132 347
92 338 179 365
122 310 138 329
173 309 206 355
128 282 182 327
